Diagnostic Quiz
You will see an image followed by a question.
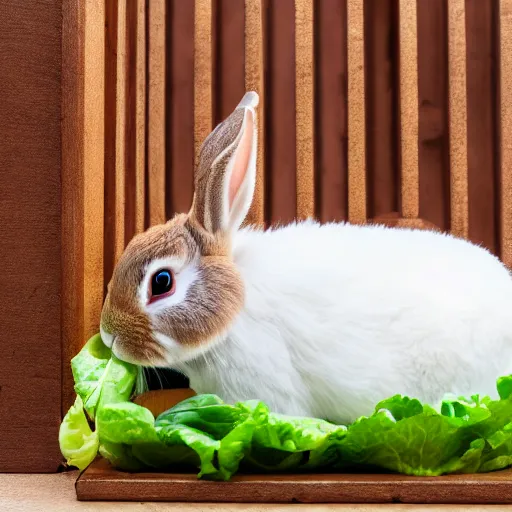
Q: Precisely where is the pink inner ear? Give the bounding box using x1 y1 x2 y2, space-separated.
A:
228 110 254 208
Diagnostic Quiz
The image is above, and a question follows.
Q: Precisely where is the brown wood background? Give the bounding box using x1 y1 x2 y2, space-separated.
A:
59 0 512 414
102 0 506 249
0 0 63 471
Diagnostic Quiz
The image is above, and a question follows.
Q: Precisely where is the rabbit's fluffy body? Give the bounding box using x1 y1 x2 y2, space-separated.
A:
180 219 512 423
101 92 512 424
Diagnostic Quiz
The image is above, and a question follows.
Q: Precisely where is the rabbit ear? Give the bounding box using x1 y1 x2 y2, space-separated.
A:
191 92 259 235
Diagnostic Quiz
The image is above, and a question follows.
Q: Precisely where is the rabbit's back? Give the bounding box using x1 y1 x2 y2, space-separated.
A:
225 220 512 423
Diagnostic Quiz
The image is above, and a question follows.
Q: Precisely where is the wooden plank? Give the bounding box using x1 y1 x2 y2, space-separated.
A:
103 0 118 292
115 0 127 258
62 0 86 423
295 0 315 220
447 0 469 239
194 0 213 168
266 0 297 225
398 0 419 220
61 0 105 416
245 0 265 226
124 0 138 244
83 0 106 352
417 0 450 232
168 0 195 216
148 0 166 226
365 0 397 220
135 0 146 234
500 0 512 268
316 0 348 223
347 0 367 224
0 0 63 472
466 0 497 254
216 0 245 125
77 459 512 504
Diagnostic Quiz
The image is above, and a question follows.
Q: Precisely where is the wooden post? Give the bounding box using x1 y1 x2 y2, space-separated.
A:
347 0 366 224
447 0 469 239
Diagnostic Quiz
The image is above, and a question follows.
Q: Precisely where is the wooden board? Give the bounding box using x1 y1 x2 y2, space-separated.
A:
0 0 63 472
77 459 512 504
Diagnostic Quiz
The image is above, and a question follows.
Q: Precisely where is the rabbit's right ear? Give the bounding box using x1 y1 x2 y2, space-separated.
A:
190 92 258 236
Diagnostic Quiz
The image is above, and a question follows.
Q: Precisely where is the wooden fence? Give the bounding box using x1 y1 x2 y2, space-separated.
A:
61 0 512 410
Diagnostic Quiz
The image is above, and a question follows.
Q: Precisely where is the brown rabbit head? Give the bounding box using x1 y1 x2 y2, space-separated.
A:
100 92 259 367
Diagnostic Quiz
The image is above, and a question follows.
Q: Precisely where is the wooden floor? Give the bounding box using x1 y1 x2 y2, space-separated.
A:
2 470 512 512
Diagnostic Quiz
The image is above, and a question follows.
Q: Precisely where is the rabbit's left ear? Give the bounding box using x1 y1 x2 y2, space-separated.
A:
191 92 258 235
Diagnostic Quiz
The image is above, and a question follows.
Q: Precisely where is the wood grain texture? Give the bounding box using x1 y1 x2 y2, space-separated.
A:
135 0 146 234
347 0 367 223
103 0 119 293
148 0 166 226
83 0 105 365
398 0 419 220
0 0 63 471
295 0 315 220
168 0 195 217
62 0 86 423
365 0 398 220
417 0 449 232
61 0 105 417
124 0 138 244
447 0 469 239
466 0 497 253
216 0 245 125
266 0 297 225
245 0 265 226
6 472 506 512
194 0 213 168
115 0 127 259
500 0 512 268
315 0 348 223
78 460 512 504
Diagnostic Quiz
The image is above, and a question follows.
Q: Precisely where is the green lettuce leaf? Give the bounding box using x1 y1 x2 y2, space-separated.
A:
58 395 99 470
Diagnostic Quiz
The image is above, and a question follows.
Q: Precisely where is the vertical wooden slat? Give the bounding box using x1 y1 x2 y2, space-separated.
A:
148 0 166 226
62 0 105 412
316 0 348 223
168 0 195 216
295 0 315 220
103 0 118 292
347 0 366 223
124 0 137 244
398 0 419 220
245 0 265 226
84 1 105 339
115 0 127 259
417 0 450 232
266 0 297 225
216 0 245 123
500 0 512 267
447 0 468 239
194 0 213 168
135 0 146 234
466 0 497 253
365 0 398 220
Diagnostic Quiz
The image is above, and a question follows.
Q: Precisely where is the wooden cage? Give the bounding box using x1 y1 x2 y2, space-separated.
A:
2 0 512 503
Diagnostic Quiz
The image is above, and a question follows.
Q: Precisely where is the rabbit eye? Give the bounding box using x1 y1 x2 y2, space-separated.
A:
149 268 175 302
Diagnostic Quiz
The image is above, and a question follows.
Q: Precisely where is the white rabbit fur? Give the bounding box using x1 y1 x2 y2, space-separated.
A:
178 218 512 424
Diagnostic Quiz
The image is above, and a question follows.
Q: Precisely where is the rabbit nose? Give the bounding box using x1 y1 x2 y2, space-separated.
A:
100 325 115 348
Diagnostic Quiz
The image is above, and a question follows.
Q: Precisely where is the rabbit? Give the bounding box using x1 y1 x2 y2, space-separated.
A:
100 91 512 425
